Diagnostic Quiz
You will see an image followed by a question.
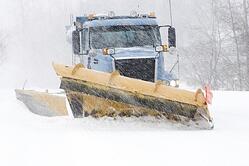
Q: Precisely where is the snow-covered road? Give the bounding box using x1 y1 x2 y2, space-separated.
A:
0 90 249 166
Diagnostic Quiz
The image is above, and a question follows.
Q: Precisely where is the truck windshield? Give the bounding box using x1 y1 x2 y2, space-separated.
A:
90 25 161 49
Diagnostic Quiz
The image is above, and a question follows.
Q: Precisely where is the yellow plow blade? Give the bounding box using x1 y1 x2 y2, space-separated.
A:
53 63 214 129
15 89 68 117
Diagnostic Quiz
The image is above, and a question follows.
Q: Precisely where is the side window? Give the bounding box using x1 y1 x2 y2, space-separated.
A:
82 28 89 52
72 31 80 55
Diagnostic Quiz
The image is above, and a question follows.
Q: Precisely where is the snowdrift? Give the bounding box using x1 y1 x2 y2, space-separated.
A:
0 90 249 166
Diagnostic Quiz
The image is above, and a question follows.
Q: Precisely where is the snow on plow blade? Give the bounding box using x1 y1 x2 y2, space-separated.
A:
15 89 68 117
53 63 214 129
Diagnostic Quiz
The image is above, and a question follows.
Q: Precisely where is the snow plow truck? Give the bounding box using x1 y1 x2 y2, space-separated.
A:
15 12 214 129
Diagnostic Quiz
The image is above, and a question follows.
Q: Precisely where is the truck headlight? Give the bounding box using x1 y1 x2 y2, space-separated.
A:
170 80 176 87
155 45 168 52
175 80 180 87
170 80 180 87
103 48 115 55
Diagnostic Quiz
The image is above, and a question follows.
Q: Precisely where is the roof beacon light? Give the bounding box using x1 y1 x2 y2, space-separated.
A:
88 14 95 20
149 12 156 17
103 48 115 55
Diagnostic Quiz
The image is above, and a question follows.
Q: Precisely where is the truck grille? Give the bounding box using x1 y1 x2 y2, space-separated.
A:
115 58 155 82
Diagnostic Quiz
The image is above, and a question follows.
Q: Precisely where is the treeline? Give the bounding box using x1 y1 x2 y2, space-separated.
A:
181 0 249 91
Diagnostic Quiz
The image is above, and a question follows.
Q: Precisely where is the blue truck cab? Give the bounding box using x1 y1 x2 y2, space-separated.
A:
70 13 179 86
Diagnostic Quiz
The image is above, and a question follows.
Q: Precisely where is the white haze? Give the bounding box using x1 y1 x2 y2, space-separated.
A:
0 0 206 89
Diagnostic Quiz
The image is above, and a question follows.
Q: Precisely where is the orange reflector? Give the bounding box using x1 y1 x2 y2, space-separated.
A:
162 45 168 52
149 12 156 17
88 14 95 20
205 85 213 105
102 48 108 55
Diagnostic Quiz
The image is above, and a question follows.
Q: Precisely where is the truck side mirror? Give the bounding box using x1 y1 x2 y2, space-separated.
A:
168 27 176 48
72 30 80 55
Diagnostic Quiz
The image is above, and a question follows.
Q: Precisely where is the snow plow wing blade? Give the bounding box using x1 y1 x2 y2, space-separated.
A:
53 64 214 129
15 89 68 117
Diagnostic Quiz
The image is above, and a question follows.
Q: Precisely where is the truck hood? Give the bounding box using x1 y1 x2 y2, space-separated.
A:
112 47 159 60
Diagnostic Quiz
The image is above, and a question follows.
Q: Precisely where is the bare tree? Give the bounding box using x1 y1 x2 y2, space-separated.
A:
209 0 223 88
227 0 242 90
180 0 224 90
180 0 249 90
243 0 249 89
